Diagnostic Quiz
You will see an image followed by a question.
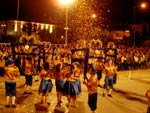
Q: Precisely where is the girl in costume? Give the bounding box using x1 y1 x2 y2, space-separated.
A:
63 62 81 109
103 59 117 97
55 63 67 106
94 57 104 87
24 56 34 94
39 62 53 105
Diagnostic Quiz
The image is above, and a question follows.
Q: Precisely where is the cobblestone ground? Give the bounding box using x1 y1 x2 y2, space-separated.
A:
0 69 150 113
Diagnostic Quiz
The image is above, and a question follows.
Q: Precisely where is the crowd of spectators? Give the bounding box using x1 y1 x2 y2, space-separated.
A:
0 43 150 76
117 45 150 70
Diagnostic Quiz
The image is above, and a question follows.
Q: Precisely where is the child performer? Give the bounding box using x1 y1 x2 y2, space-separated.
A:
4 59 20 107
94 57 104 87
24 56 34 94
38 62 53 105
103 59 117 97
71 62 82 107
55 63 65 106
84 64 98 113
63 63 81 109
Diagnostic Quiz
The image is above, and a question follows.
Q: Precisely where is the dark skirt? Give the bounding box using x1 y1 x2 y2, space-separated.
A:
104 76 114 89
63 81 75 96
88 92 97 111
5 81 16 96
113 73 117 84
72 80 81 95
39 79 53 94
55 79 65 92
0 67 4 76
25 74 33 86
96 70 102 80
63 80 81 96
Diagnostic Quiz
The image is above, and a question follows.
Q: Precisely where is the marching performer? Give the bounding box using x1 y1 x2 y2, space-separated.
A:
102 59 117 97
55 63 69 106
84 64 98 113
4 59 20 107
94 57 104 87
24 56 34 94
63 62 81 109
38 62 53 105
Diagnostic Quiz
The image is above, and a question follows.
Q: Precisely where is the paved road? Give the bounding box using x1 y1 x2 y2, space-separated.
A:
0 69 149 113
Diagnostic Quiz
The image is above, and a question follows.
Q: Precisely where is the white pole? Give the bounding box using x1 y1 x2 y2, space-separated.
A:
17 0 20 20
128 70 132 79
65 5 69 46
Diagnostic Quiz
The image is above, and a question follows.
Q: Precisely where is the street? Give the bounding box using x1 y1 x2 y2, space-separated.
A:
0 69 149 113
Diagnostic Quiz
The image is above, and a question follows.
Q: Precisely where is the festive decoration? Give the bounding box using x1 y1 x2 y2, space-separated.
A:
19 33 40 53
106 42 116 57
95 50 100 55
107 42 115 48
76 39 87 48
25 45 29 50
89 39 102 48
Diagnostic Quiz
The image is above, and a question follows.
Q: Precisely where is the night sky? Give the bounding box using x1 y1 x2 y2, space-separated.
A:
0 0 149 28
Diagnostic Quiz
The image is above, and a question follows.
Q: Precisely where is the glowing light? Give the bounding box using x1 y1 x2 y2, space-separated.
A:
125 30 130 37
20 21 24 29
140 2 147 8
1 24 6 27
95 50 100 55
92 14 96 18
77 51 82 55
25 45 29 50
37 23 40 30
14 21 18 32
49 25 53 33
46 24 48 30
107 9 110 13
59 0 75 5
125 30 129 33
41 24 44 30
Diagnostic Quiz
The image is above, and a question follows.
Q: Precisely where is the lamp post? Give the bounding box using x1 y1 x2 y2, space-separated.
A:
17 0 20 20
133 2 147 46
65 5 69 46
59 0 74 46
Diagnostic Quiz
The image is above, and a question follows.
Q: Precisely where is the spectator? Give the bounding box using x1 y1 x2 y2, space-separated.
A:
0 51 5 76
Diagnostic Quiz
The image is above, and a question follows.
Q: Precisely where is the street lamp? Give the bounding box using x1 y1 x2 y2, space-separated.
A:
91 14 96 18
59 0 74 5
133 2 148 46
140 2 147 8
59 0 75 46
